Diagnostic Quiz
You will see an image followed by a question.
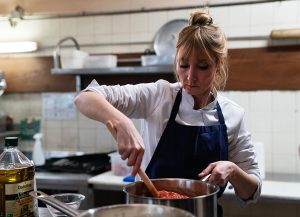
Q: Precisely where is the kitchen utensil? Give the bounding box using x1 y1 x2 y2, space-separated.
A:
270 28 300 39
108 151 132 176
44 192 85 217
83 55 117 68
105 120 159 198
53 36 80 69
30 190 195 217
61 50 89 69
124 178 219 217
153 19 188 57
141 55 173 66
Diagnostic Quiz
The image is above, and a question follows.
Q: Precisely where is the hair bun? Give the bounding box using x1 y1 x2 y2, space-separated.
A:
190 12 213 27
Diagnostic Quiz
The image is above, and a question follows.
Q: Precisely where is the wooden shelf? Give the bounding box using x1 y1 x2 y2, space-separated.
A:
51 65 174 75
2 46 300 93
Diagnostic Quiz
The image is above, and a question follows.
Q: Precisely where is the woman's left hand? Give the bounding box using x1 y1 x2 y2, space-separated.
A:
198 161 235 187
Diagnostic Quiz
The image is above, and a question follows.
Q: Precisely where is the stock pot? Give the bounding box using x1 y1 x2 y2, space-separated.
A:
123 178 219 217
31 191 195 217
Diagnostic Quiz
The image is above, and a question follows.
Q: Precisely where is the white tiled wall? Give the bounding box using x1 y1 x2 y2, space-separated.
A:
1 90 299 175
1 1 300 55
222 91 300 175
0 1 300 175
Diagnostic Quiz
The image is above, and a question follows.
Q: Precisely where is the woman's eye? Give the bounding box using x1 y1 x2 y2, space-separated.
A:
179 64 189 69
198 65 209 70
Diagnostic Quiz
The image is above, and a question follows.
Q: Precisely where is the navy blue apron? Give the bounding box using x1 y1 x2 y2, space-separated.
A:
146 89 229 217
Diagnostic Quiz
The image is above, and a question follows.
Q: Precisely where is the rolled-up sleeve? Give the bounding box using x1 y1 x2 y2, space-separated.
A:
228 112 262 206
82 79 170 119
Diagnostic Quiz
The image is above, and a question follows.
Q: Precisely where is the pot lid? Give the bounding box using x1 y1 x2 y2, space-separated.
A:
153 19 188 57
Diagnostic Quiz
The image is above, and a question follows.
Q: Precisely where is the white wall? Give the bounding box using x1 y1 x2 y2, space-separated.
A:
1 1 300 55
0 0 300 175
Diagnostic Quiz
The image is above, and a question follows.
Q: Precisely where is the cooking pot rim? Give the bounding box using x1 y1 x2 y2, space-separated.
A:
123 178 220 199
80 204 195 216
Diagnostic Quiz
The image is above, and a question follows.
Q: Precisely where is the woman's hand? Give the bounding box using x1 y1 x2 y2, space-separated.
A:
75 91 145 176
198 161 259 200
198 161 235 186
114 118 145 176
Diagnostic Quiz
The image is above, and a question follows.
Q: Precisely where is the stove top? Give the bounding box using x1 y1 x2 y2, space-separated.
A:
35 152 111 175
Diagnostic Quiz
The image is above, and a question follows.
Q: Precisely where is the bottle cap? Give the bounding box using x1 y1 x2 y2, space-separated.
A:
5 137 18 147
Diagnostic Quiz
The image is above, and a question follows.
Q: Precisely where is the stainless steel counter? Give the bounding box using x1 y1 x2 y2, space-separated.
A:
36 169 300 214
36 172 91 188
36 172 93 209
89 171 300 203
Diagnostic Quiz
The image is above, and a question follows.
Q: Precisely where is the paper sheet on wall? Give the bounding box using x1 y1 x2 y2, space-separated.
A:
42 93 76 120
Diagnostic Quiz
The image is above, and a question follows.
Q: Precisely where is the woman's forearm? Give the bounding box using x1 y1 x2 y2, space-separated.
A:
229 164 259 200
75 91 145 175
74 91 127 125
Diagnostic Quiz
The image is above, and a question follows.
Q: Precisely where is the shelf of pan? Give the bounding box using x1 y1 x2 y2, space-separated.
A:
51 65 174 75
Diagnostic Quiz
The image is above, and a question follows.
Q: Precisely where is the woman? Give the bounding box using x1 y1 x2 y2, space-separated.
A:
75 10 261 215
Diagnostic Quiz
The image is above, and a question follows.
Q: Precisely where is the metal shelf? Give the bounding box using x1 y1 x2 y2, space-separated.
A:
51 65 174 75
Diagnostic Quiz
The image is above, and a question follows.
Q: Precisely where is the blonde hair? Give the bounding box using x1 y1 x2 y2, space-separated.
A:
175 10 228 90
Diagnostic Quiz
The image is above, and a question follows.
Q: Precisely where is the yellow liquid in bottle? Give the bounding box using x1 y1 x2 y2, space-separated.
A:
0 165 35 217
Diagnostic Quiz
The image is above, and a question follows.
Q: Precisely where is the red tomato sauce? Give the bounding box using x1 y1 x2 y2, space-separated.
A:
158 190 189 199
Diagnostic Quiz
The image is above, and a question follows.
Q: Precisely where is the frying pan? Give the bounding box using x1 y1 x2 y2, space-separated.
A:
30 191 195 217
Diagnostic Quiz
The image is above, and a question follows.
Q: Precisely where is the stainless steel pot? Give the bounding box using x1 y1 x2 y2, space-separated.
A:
123 178 219 217
30 191 195 217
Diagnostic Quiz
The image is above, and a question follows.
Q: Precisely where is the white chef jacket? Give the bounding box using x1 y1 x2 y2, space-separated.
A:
83 79 262 206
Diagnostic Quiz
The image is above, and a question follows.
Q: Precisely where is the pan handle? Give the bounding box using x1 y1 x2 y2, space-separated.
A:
30 191 81 217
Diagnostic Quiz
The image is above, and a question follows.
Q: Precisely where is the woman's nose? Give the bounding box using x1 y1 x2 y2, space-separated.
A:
187 67 196 83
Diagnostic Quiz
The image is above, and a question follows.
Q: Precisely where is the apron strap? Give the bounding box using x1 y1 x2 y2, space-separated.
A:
216 102 225 125
169 89 182 121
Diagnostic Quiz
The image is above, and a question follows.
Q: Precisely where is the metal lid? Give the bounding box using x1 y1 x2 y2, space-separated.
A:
5 137 19 147
153 19 188 57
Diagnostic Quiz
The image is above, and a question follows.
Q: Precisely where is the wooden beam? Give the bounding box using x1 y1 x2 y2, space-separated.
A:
1 45 300 93
227 46 300 90
0 56 75 93
0 0 269 16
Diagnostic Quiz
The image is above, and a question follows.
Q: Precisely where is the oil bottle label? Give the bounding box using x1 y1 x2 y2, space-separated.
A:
5 179 35 217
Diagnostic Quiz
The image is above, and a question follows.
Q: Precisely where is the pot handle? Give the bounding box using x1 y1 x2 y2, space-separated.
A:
201 174 211 182
30 190 81 217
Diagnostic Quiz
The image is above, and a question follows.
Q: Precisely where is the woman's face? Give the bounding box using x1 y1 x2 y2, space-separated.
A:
176 48 217 96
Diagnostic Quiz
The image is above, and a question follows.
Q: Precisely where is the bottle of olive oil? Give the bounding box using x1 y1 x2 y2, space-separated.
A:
0 137 37 217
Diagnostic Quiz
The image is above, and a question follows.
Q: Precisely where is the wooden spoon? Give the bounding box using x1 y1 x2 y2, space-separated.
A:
106 120 159 198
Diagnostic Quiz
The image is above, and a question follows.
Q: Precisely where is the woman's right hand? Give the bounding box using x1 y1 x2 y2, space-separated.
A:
113 118 145 176
75 91 145 176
